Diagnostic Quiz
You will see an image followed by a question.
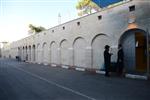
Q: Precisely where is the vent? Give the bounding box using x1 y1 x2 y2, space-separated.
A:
63 26 65 30
98 15 102 20
129 5 135 12
77 22 80 26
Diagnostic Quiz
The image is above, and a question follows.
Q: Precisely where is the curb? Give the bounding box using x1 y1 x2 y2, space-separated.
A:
27 62 148 80
125 74 148 80
75 68 85 71
51 64 57 67
61 65 69 69
95 70 105 74
44 63 48 66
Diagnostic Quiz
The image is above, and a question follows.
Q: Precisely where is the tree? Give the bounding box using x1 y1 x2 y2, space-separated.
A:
28 24 46 34
76 0 100 16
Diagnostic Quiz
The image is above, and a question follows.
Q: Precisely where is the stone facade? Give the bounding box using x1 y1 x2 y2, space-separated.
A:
2 0 150 73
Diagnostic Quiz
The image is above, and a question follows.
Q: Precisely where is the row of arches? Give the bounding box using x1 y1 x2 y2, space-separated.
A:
18 45 36 62
16 28 149 73
17 34 110 69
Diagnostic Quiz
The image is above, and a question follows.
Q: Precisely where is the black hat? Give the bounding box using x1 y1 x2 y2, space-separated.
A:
105 45 110 49
118 44 122 47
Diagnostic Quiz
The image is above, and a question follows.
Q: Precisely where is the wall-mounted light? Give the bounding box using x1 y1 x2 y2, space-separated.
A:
127 23 138 29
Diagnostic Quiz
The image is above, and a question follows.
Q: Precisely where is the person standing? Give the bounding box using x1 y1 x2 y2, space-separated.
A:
117 44 124 76
104 45 112 77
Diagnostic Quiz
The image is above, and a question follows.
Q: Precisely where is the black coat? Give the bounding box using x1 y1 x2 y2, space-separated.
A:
104 50 111 67
117 49 124 63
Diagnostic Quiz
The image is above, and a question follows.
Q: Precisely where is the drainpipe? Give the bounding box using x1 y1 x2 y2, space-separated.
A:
146 29 150 78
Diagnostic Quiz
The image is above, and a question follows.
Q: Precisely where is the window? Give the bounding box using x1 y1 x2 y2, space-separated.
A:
77 22 80 26
63 26 65 30
129 5 135 12
98 15 102 20
52 30 54 33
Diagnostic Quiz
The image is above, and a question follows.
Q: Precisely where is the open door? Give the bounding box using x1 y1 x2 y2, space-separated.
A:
120 29 147 73
135 32 147 72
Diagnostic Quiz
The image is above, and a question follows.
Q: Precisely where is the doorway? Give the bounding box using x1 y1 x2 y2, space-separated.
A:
135 32 147 72
120 29 147 73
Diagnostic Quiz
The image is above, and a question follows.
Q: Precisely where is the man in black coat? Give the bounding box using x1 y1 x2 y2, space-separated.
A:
117 44 124 76
104 45 112 77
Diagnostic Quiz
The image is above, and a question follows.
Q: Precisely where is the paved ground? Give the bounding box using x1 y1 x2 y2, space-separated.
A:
0 59 150 100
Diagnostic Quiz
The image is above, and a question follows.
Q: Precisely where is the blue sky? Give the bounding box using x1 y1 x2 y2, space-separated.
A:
0 0 78 42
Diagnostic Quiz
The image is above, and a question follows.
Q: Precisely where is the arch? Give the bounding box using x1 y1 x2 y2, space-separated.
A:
60 39 69 65
119 28 148 72
42 42 47 47
60 39 67 47
92 34 111 70
91 33 108 45
73 37 87 67
73 37 85 46
18 47 20 55
17 47 21 61
20 47 23 60
42 42 49 64
50 41 58 64
50 41 55 46
37 43 40 47
32 45 36 62
25 46 28 61
49 41 56 64
28 45 31 61
119 28 147 43
37 43 41 63
22 47 25 61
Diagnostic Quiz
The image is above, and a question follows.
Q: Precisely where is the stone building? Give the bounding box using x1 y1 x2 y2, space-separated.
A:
2 0 150 75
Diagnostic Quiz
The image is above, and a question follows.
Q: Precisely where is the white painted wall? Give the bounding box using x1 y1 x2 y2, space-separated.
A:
50 42 58 64
2 0 150 70
60 39 70 65
73 37 87 67
92 34 111 69
42 43 49 65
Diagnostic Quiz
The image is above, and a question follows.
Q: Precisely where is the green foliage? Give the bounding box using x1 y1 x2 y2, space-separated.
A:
76 0 100 16
28 24 46 34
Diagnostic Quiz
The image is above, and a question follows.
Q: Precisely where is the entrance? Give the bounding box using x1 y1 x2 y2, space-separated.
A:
135 32 147 72
120 29 147 73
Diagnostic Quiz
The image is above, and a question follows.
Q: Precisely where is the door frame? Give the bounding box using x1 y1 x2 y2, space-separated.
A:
119 28 149 74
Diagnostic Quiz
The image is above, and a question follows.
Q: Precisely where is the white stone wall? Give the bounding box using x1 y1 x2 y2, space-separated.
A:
2 0 150 70
1 43 11 58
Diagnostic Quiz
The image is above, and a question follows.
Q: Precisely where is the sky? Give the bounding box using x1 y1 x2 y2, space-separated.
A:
0 0 79 42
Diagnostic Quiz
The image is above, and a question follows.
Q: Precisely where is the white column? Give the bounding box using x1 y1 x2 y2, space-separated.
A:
23 48 25 61
49 48 51 64
39 49 42 64
35 48 38 63
27 48 30 61
31 47 33 62
57 47 61 65
85 46 92 68
29 48 31 61
68 47 74 66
